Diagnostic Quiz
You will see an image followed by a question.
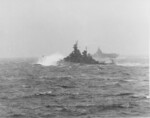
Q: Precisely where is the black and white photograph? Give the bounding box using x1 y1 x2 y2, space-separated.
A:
0 0 149 117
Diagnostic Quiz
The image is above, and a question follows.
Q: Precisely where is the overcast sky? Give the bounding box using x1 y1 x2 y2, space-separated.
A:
0 0 149 58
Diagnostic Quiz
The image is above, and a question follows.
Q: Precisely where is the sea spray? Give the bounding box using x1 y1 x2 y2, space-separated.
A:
116 55 149 67
37 53 64 66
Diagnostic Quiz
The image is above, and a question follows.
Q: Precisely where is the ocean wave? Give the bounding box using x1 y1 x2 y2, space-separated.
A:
37 53 64 66
116 55 149 67
116 62 148 67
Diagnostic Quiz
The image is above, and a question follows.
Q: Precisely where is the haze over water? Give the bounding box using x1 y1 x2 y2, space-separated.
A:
0 0 149 58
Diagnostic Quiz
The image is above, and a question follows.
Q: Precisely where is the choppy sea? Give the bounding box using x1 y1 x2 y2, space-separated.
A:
0 56 149 118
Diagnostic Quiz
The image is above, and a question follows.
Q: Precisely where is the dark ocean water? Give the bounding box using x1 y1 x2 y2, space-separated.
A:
0 58 149 118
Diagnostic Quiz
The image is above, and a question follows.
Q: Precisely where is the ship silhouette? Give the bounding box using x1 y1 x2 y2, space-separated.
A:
93 48 119 64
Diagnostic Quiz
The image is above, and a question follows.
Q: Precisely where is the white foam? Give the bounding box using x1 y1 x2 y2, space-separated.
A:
116 62 148 67
37 53 64 66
